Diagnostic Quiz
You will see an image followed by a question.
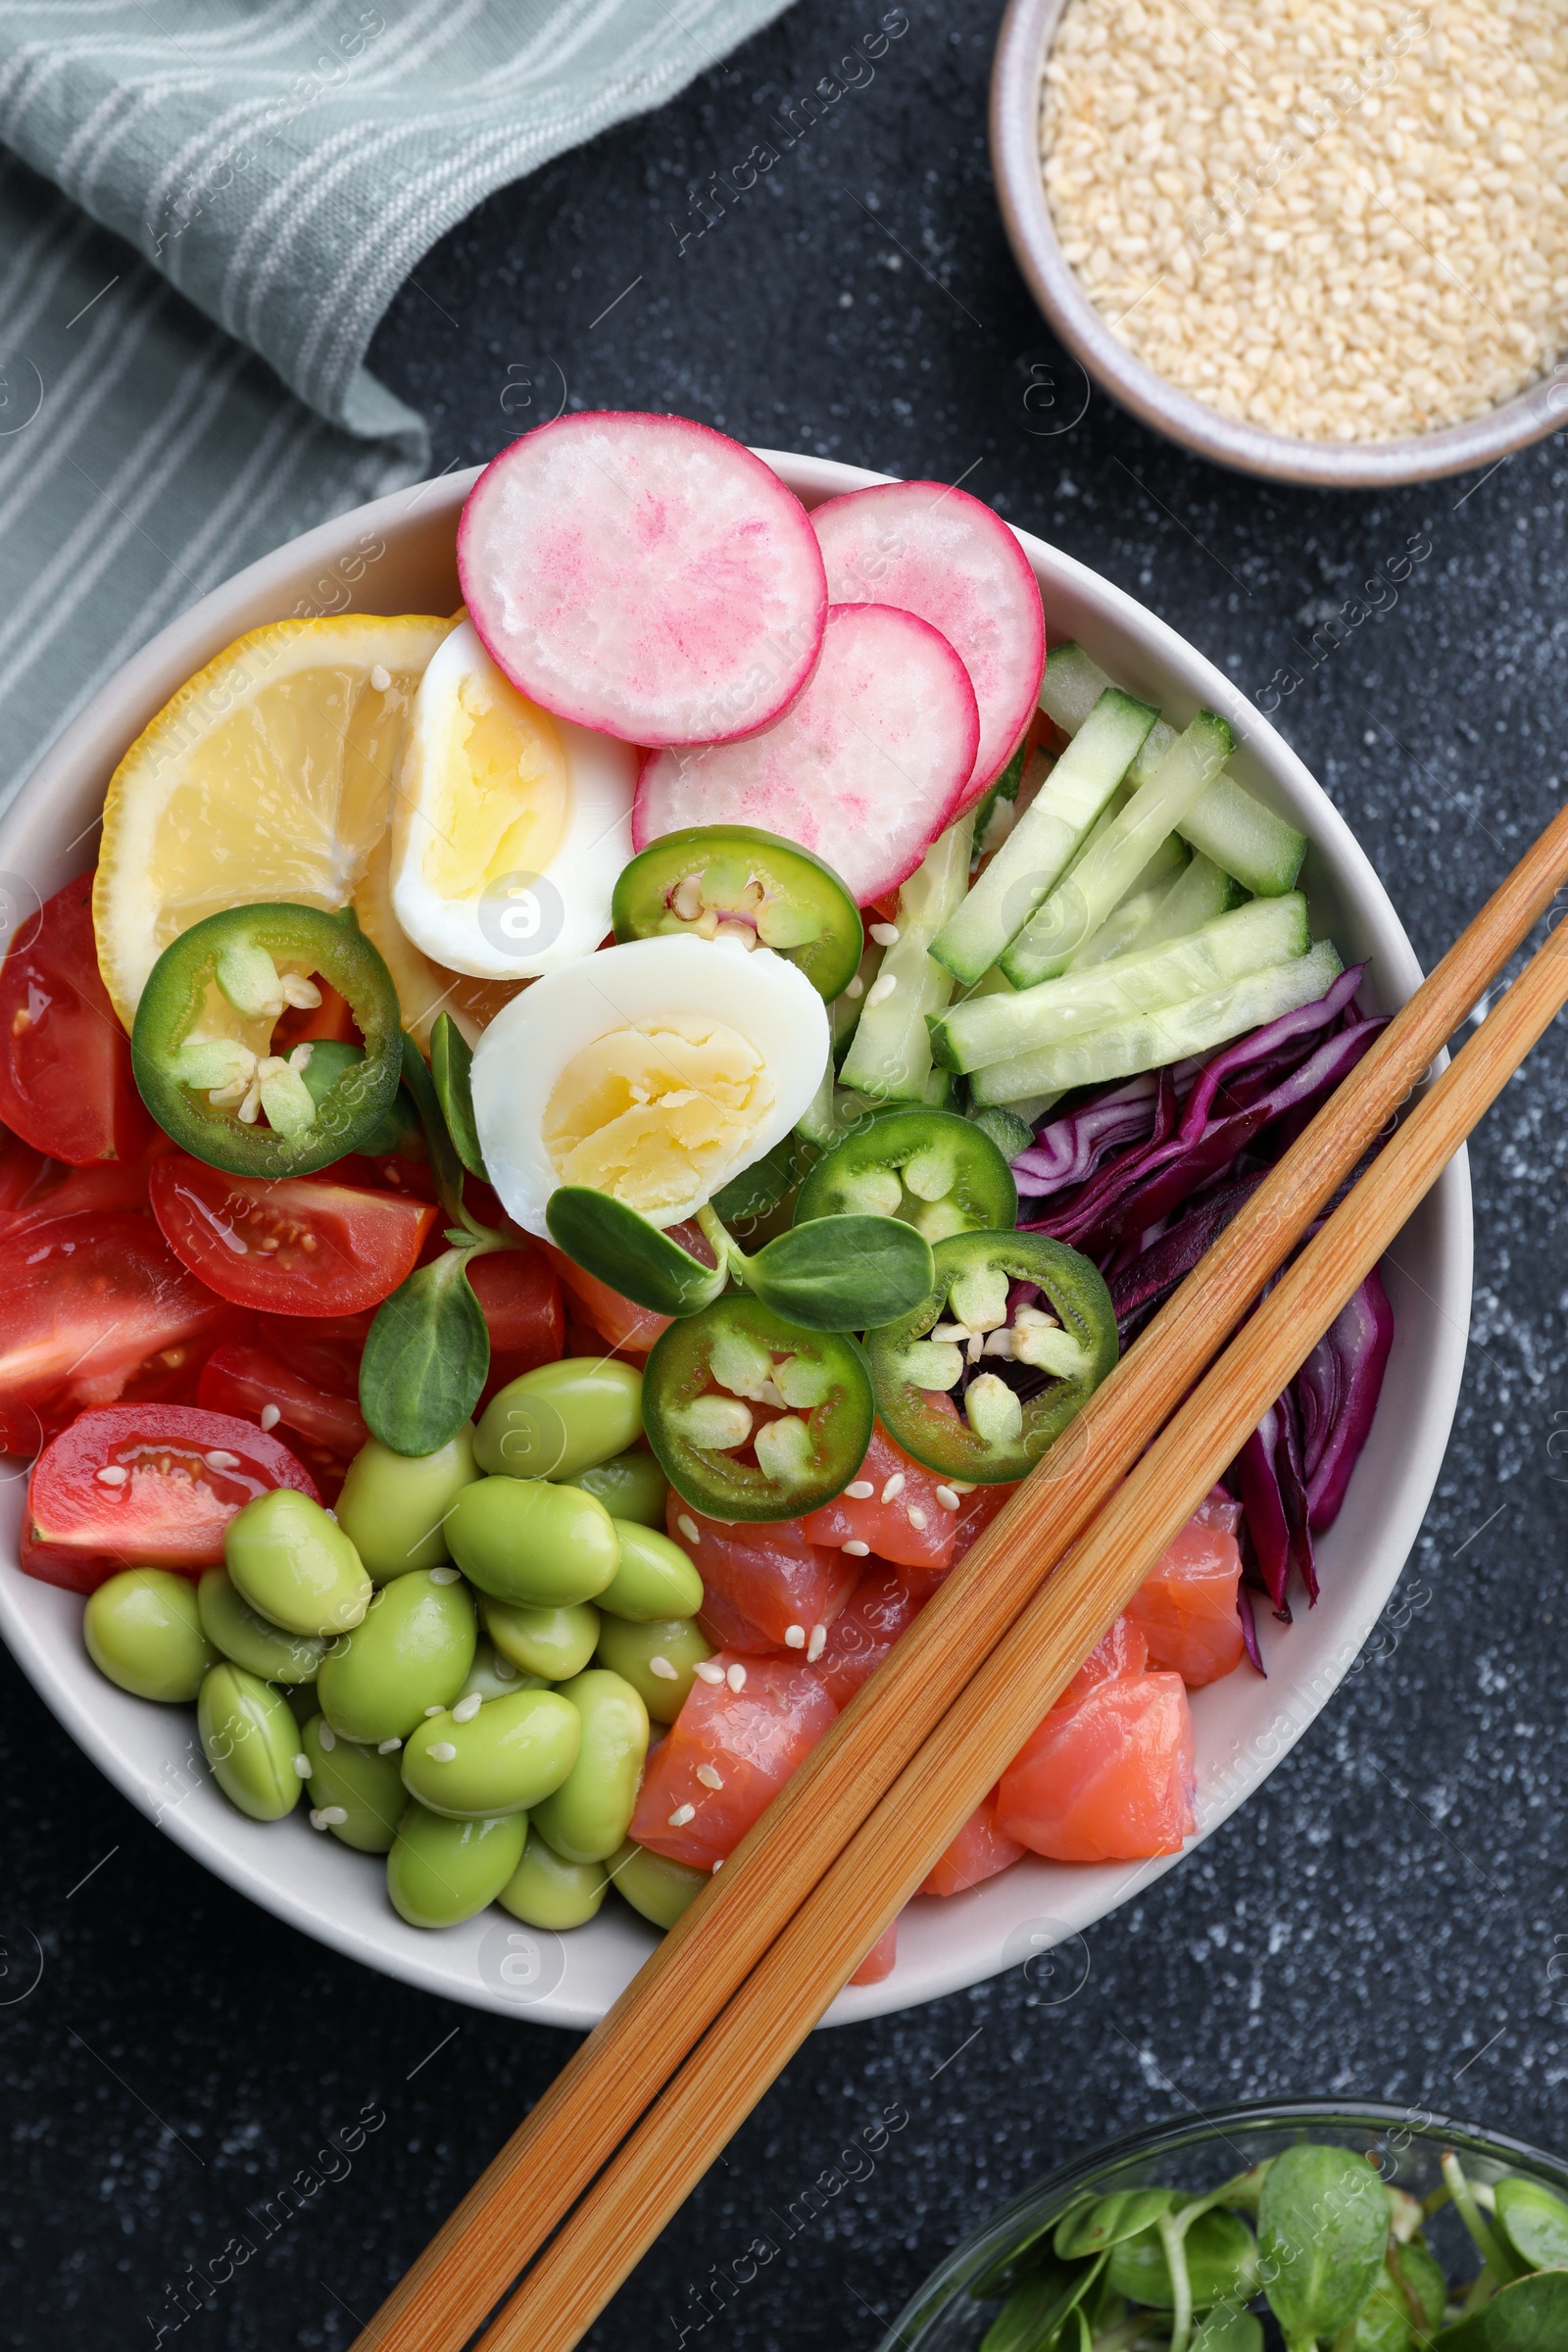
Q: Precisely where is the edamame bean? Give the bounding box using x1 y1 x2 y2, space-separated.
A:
315 1569 476 1744
594 1615 712 1725
386 1802 527 1929
609 1838 708 1930
481 1595 601 1682
84 1568 217 1702
401 1688 580 1820
596 1521 704 1623
335 1427 478 1581
529 1670 648 1864
225 1489 371 1637
197 1664 304 1822
473 1359 643 1481
301 1714 405 1853
198 1568 328 1684
499 1828 608 1931
563 1448 667 1530
446 1476 619 1608
460 1640 543 1703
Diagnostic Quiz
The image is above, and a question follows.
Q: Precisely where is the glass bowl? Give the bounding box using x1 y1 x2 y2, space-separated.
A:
881 2099 1568 2349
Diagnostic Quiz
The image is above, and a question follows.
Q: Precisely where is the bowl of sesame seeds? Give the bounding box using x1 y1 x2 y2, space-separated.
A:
992 0 1568 485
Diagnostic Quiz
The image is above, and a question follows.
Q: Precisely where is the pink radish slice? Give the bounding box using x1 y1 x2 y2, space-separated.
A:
810 479 1046 805
457 412 827 746
634 603 980 906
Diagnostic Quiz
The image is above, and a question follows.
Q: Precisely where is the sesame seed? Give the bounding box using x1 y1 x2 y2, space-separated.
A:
94 1464 127 1487
494 1657 517 1680
806 1624 826 1663
845 1481 874 1500
710 1858 724 1872
842 1540 870 1557
677 1514 701 1544
726 1663 747 1691
293 1753 311 1778
784 1624 807 1648
377 1739 402 1754
935 1486 961 1510
668 1803 697 1827
880 1473 906 1503
424 1705 446 1718
453 1692 482 1722
428 1566 462 1585
259 1403 281 1431
864 972 898 1008
695 1763 724 1789
318 1724 336 1751
649 1656 679 1680
869 921 901 947
203 1449 241 1472
846 974 863 999
308 1808 331 1831
426 1741 458 1763
695 1661 726 1685
907 1506 929 1531
369 662 392 692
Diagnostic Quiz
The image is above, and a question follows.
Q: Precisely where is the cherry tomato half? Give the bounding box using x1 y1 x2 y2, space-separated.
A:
0 872 151 1164
148 1155 437 1316
469 1246 564 1407
22 1403 319 1592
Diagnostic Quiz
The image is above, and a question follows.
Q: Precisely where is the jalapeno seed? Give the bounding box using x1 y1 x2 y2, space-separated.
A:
401 1687 581 1820
315 1568 476 1744
198 1567 329 1685
481 1594 602 1683
84 1568 218 1703
608 1838 709 1930
499 1828 609 1931
596 1521 705 1623
529 1669 649 1864
446 1475 620 1608
224 1488 372 1637
386 1802 528 1929
335 1425 479 1581
561 1446 668 1529
472 1358 643 1482
198 1663 303 1821
300 1713 406 1852
594 1615 713 1725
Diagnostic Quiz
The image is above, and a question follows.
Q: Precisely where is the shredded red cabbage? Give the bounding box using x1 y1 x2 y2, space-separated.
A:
1297 1266 1396 1532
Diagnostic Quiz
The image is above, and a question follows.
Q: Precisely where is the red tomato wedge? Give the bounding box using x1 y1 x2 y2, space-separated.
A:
0 872 151 1164
543 1219 710 1357
197 1339 369 1461
996 1673 1197 1864
1126 1516 1245 1688
850 1914 899 1984
628 1651 838 1870
808 1562 922 1708
0 1156 152 1243
920 1789 1025 1897
22 1403 319 1592
669 1495 860 1655
469 1245 564 1405
0 1128 52 1217
149 1156 437 1316
0 1210 235 1452
801 1425 956 1576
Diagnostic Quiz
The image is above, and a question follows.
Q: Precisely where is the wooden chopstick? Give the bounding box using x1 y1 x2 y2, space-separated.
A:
352 801 1568 2352
478 861 1568 2352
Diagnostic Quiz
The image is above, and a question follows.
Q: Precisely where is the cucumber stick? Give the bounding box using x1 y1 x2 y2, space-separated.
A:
1136 850 1244 948
930 689 1158 986
969 938 1342 1104
839 813 975 1101
1004 710 1235 985
930 892 1310 1075
1066 838 1189 971
1039 643 1305 897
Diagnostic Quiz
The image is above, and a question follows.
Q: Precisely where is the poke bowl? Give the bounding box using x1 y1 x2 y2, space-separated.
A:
0 436 1471 2028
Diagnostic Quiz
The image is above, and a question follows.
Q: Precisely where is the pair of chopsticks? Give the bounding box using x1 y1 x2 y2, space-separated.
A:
353 801 1568 2352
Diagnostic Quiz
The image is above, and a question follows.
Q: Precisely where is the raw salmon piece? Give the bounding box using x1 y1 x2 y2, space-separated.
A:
695 1579 783 1658
949 1478 1018 1567
1057 1613 1148 1707
1126 1516 1245 1687
920 1788 1025 1897
667 1496 859 1652
803 1425 956 1576
628 1652 838 1871
808 1562 923 1707
996 1672 1196 1863
850 1914 899 1984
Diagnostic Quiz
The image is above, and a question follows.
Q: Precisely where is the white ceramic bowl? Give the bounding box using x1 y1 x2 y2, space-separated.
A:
0 456 1471 2029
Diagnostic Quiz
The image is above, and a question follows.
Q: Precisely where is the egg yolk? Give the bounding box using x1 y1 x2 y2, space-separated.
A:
419 671 569 896
543 1013 775 1216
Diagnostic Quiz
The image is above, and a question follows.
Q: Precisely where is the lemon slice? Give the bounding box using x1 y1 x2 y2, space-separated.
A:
94 613 456 1028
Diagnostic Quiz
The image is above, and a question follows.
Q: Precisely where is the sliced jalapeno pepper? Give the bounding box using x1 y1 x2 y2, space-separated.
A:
795 1106 1017 1245
131 903 403 1178
612 825 863 1003
864 1230 1116 1485
643 1296 873 1521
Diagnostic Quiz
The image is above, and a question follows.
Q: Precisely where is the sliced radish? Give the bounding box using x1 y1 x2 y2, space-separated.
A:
457 412 827 746
810 479 1046 805
634 603 979 906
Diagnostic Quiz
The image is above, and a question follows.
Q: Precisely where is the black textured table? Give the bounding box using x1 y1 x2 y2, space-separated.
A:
6 4 1568 2346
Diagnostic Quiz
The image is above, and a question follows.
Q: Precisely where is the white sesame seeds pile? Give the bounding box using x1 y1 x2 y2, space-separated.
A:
1041 0 1568 441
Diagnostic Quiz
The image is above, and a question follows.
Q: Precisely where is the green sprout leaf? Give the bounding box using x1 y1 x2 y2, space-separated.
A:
1191 2310 1263 2352
399 1031 468 1230
1055 2187 1175 2260
1107 2208 1259 2313
1493 2177 1568 2276
546 1188 726 1317
979 2251 1106 2352
743 1213 934 1332
1258 2145 1390 2349
360 1249 490 1455
710 1134 798 1223
430 1012 489 1182
1433 2271 1568 2347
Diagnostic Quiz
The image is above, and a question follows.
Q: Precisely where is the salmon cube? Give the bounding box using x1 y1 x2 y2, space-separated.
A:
1126 1516 1245 1687
668 1496 858 1652
996 1672 1196 1863
803 1425 956 1575
628 1652 839 1871
920 1788 1025 1897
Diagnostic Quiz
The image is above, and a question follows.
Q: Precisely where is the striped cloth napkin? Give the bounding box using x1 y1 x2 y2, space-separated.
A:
0 0 793 803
